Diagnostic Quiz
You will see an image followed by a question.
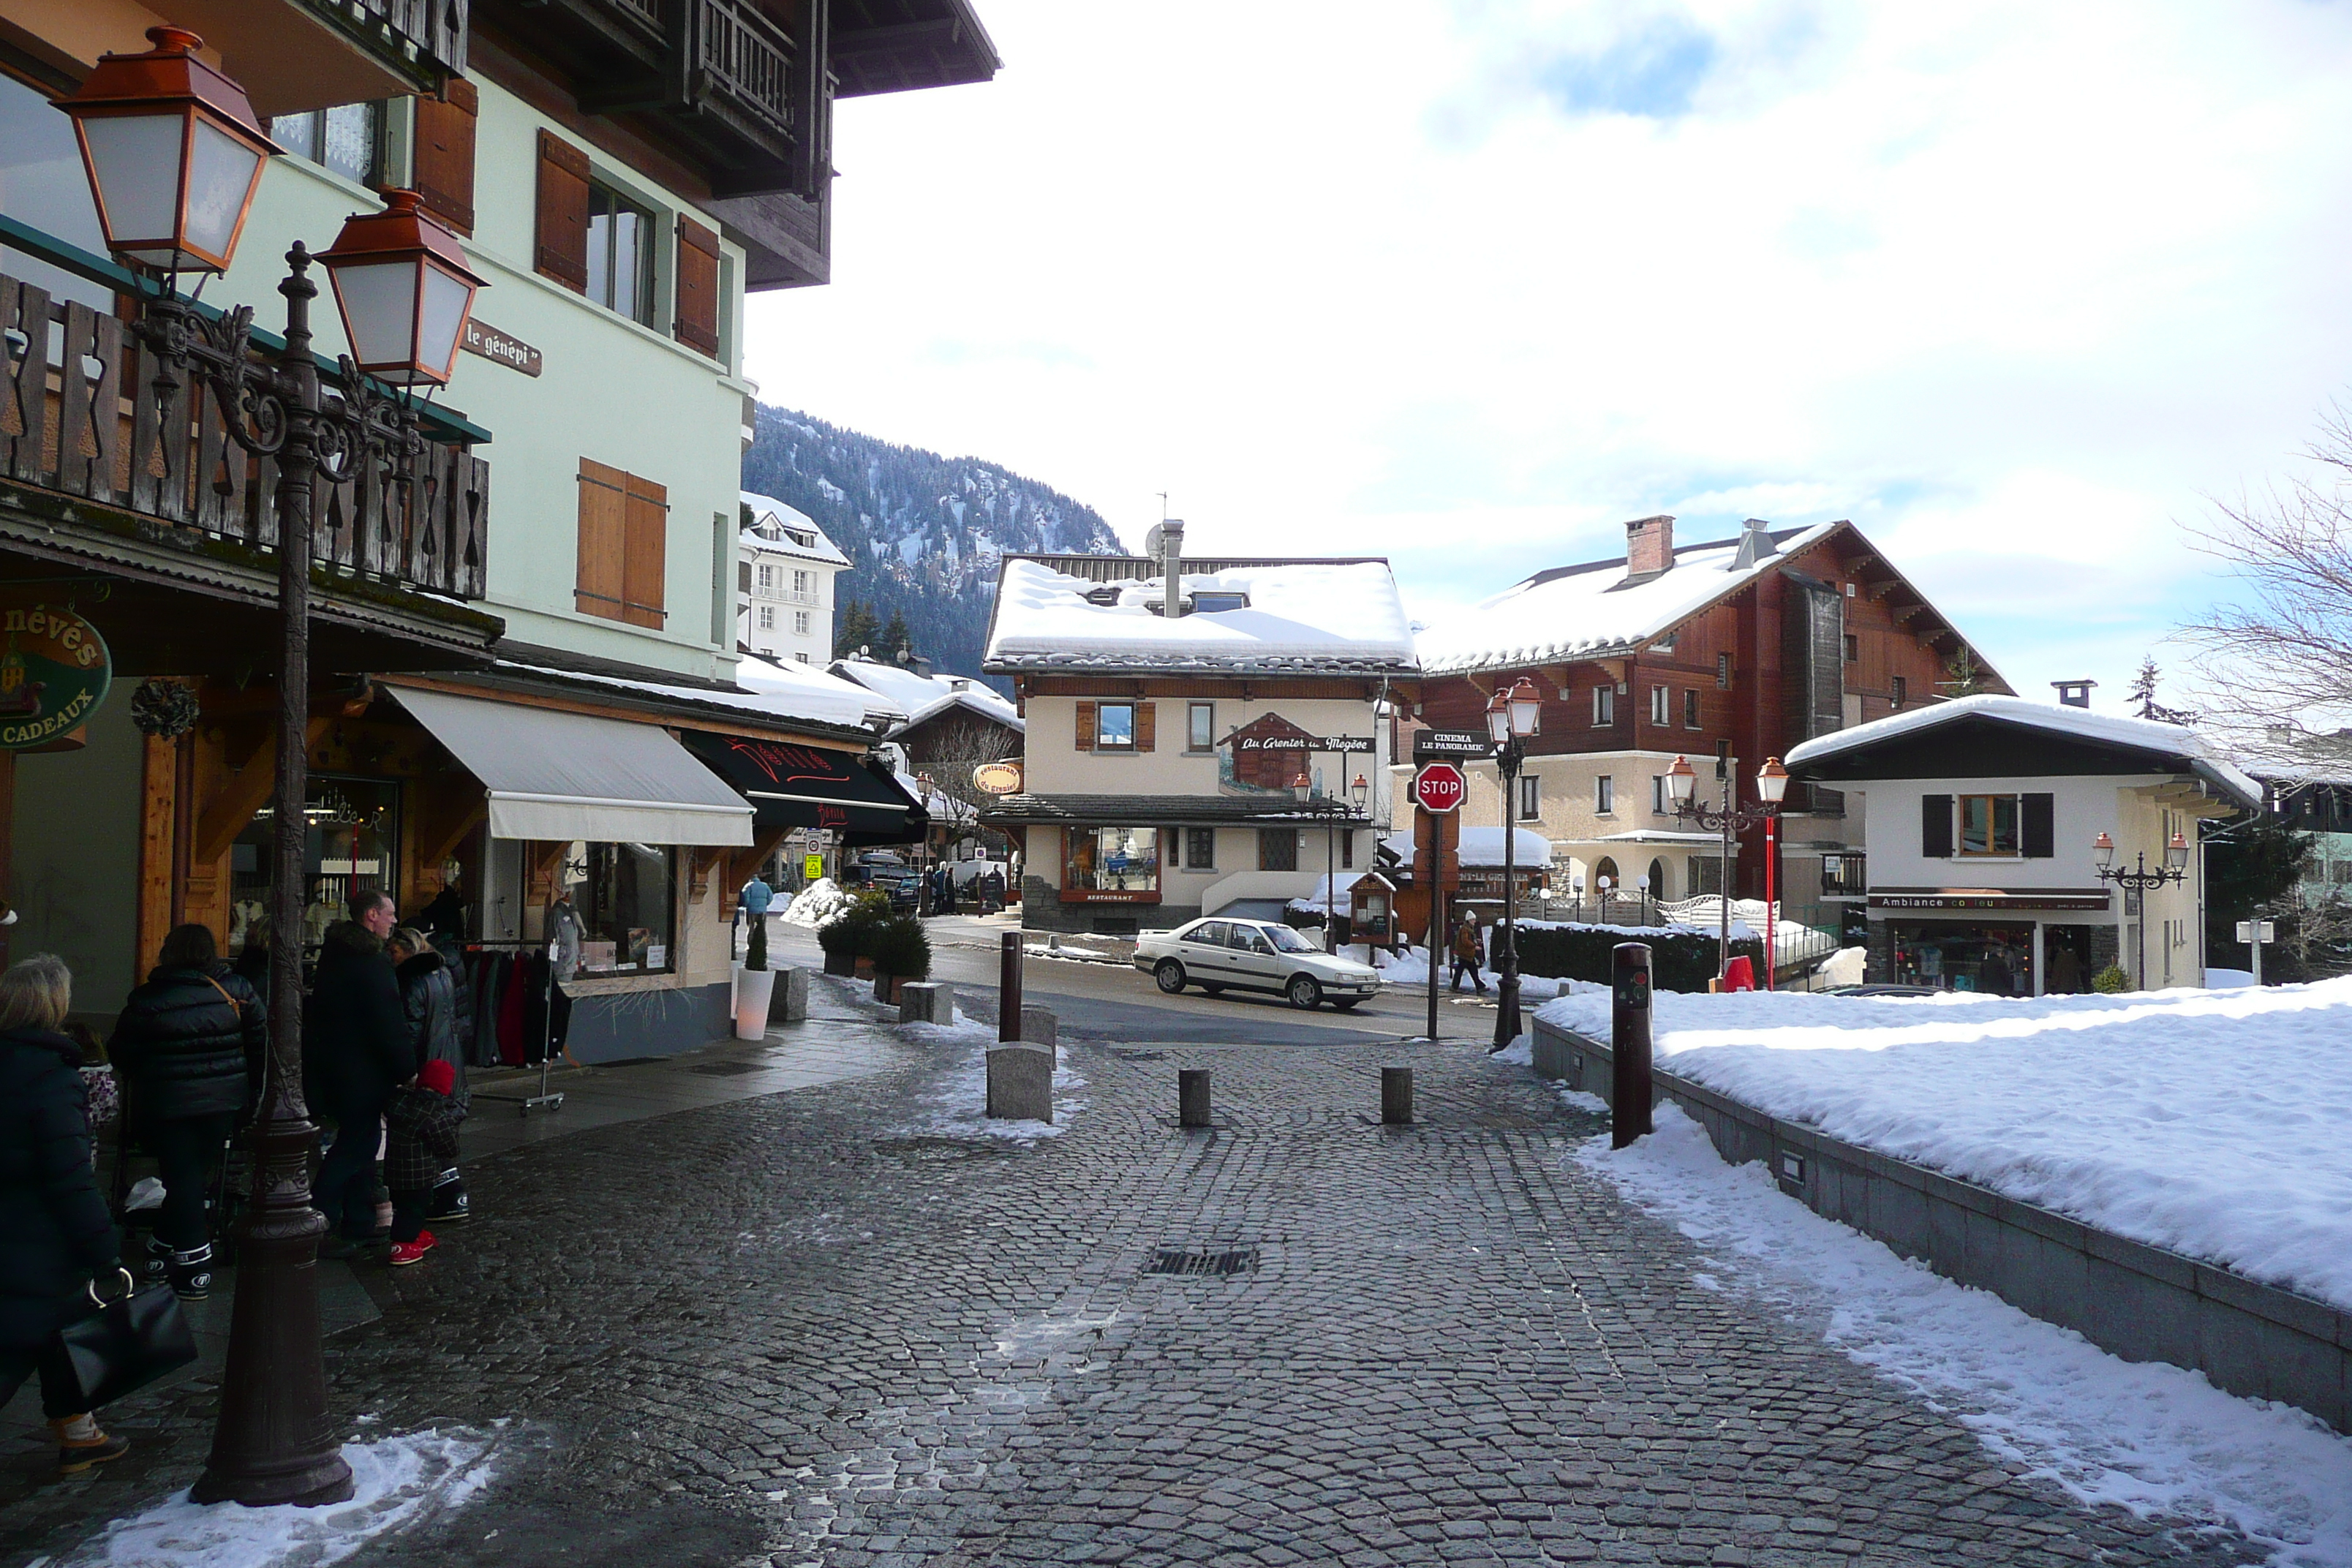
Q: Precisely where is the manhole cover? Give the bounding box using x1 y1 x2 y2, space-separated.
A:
1145 1246 1259 1278
688 1060 766 1076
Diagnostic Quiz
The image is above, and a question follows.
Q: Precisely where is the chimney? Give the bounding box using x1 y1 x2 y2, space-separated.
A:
1625 515 1674 578
2052 679 2095 709
1147 519 1186 616
1728 518 1779 570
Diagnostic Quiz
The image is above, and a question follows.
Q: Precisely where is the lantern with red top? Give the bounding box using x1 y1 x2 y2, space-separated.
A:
317 189 486 388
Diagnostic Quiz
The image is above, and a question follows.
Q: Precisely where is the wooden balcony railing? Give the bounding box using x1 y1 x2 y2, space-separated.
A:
693 0 794 137
304 0 470 83
0 270 489 600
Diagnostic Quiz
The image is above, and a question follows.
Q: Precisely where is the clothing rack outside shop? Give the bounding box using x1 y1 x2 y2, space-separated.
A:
461 938 567 1116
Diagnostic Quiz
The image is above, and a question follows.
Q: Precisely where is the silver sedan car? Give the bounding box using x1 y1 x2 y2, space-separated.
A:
1133 917 1382 1010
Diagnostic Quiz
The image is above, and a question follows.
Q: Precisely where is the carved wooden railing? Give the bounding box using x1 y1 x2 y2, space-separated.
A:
307 0 470 82
0 271 489 601
695 0 794 137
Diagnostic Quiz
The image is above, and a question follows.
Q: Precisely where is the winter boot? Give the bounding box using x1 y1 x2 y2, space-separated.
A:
427 1172 470 1224
51 1415 129 1474
140 1235 171 1284
166 1242 214 1301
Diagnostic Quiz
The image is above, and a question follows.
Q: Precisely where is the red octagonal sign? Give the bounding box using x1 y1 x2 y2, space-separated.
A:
1413 761 1466 815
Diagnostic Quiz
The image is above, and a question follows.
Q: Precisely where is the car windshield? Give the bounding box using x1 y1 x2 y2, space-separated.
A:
1264 925 1318 954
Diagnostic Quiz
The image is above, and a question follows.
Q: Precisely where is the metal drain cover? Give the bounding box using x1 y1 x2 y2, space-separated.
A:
1145 1246 1259 1278
688 1060 766 1076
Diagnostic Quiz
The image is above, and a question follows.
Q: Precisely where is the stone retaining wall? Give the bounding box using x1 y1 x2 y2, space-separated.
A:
1530 1014 2352 1434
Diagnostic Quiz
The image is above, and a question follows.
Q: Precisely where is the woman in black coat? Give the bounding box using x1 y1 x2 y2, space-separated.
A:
304 902 415 1248
390 928 472 1224
0 954 130 1472
108 924 265 1300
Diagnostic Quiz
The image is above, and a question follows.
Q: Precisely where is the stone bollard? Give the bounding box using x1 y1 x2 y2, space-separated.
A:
1177 1068 1213 1128
898 981 954 1025
1381 1067 1414 1125
986 1044 1054 1121
1019 1005 1057 1061
769 966 809 1025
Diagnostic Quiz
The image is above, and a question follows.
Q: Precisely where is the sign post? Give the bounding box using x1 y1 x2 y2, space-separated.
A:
2235 918 2277 987
1413 762 1466 1039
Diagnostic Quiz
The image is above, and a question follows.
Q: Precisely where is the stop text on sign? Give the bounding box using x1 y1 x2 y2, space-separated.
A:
1413 762 1466 814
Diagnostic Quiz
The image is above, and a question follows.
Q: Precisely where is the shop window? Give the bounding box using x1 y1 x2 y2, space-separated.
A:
1065 826 1158 892
1595 775 1614 814
1188 701 1215 753
560 841 676 973
270 102 382 186
230 775 401 956
587 180 655 325
1591 685 1614 726
1683 689 1701 728
577 459 666 627
1184 826 1215 870
1518 774 1541 821
1259 829 1298 872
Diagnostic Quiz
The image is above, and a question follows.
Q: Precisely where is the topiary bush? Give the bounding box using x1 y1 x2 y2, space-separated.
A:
818 891 894 960
2092 963 2131 994
1512 923 1767 994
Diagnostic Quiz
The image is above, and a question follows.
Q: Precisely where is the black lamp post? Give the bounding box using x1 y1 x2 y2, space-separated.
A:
1486 677 1540 1047
1664 753 1790 984
60 30 483 1509
1292 769 1369 951
2095 829 2190 990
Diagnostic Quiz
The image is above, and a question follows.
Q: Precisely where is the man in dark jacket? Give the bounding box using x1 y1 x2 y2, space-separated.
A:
390 927 471 1225
304 893 414 1249
108 924 264 1299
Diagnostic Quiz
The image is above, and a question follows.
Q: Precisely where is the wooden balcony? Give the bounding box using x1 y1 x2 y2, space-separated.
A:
170 0 469 109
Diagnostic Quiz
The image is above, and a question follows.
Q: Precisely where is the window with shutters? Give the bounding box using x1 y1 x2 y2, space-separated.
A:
409 81 478 234
534 130 592 293
1959 795 2020 856
576 459 666 628
588 181 654 324
674 215 721 357
1093 702 1137 751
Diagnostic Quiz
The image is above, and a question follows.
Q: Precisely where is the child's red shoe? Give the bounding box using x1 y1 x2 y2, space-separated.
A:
388 1231 437 1267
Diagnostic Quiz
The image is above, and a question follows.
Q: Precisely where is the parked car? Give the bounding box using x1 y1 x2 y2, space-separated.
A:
1134 916 1382 1010
842 856 921 912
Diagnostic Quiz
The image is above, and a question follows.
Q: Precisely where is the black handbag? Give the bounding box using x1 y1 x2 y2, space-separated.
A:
56 1268 199 1409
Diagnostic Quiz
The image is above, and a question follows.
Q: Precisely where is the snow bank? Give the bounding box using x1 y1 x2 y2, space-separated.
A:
1537 979 2352 1312
780 878 857 928
1580 1108 2352 1564
892 1017 1086 1142
61 1427 500 1567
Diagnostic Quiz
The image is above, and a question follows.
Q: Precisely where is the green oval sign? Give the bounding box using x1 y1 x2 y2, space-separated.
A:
0 606 111 750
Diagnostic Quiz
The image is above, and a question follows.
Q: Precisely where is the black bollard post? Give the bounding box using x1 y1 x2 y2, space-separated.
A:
1178 1068 1213 1127
1381 1067 1413 1125
1611 941 1654 1149
999 931 1022 1044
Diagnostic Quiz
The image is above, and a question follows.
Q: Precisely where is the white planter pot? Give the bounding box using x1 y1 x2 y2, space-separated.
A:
734 967 777 1041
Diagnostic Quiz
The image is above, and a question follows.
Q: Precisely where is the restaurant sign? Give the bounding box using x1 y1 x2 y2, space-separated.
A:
0 605 110 750
1871 892 2111 912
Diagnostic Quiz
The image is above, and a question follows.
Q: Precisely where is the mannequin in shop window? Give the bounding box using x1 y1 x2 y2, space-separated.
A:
527 889 582 1066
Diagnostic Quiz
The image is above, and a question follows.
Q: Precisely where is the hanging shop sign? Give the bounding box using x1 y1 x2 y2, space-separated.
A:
0 605 111 750
971 759 1024 795
461 317 543 377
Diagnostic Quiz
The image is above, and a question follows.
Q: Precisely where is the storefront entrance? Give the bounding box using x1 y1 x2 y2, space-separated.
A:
1891 921 2037 996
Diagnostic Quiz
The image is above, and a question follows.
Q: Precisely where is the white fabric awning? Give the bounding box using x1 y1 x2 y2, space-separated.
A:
388 686 753 847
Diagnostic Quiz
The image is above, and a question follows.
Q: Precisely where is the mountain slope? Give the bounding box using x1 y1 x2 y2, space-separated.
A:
741 406 1126 682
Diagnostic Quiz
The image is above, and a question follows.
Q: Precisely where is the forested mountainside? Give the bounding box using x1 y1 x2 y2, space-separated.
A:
741 406 1126 684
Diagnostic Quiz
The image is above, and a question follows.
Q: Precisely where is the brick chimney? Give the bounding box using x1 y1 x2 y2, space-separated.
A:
1625 515 1675 578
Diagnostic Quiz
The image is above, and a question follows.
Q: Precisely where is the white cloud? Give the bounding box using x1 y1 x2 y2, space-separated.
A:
745 0 2352 711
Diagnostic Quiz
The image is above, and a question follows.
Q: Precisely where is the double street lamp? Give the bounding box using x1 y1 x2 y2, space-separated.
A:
1291 768 1371 949
1665 753 1790 987
58 27 485 1509
2094 829 2190 990
1485 677 1540 1047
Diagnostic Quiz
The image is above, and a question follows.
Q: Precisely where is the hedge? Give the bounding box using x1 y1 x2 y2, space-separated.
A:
1512 922 1765 994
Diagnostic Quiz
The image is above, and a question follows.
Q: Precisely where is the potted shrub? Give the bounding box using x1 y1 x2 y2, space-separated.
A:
819 892 892 978
871 913 932 1006
734 894 774 1039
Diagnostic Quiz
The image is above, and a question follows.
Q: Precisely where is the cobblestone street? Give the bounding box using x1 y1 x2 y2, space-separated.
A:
0 981 2268 1567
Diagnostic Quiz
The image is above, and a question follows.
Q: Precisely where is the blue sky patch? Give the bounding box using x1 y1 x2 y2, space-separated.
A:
1537 12 1717 118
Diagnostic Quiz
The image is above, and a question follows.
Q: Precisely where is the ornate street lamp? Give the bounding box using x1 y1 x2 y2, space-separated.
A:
59 27 276 276
1666 753 1787 985
317 189 487 385
1755 758 1790 989
2095 829 2191 989
1486 676 1540 1048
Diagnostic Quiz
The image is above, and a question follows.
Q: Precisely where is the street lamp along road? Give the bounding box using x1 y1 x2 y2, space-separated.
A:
1486 676 1539 1049
60 29 484 1510
1664 753 1790 987
2094 829 2191 990
1292 768 1370 957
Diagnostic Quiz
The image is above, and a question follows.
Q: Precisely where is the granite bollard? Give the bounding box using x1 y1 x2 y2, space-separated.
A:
898 981 954 1025
769 966 809 1025
986 1044 1054 1121
1178 1068 1212 1128
1019 1005 1057 1059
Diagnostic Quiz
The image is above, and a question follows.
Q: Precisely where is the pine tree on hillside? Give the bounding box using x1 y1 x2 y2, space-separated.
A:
834 600 880 660
881 610 913 665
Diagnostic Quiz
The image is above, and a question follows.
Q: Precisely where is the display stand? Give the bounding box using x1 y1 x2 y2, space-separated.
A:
461 937 567 1115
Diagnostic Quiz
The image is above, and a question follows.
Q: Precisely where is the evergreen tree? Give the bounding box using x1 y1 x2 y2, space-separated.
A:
2129 657 2161 719
1939 648 1986 697
2204 810 2318 979
834 600 880 660
881 609 913 664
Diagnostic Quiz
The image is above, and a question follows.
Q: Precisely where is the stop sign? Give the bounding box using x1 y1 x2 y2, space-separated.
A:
1413 761 1466 814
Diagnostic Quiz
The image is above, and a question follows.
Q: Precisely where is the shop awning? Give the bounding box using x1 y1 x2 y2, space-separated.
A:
676 731 927 846
388 687 753 846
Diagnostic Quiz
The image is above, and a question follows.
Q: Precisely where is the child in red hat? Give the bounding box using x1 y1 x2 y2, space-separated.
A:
382 1058 466 1266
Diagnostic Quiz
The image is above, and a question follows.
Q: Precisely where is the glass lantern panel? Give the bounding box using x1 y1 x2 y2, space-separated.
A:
328 257 417 370
77 111 184 258
415 261 473 381
183 117 261 265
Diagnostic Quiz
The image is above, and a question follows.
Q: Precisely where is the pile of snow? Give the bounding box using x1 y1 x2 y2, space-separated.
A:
780 878 858 928
892 1017 1086 1142
1580 1107 2352 1562
1537 979 2352 1312
2207 968 2257 990
61 1428 500 1566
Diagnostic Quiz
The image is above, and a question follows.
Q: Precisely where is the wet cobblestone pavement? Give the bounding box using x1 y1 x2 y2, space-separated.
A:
0 988 2270 1567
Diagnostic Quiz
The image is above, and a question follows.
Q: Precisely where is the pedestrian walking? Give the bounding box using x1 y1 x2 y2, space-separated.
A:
1448 913 1488 995
304 892 415 1254
382 1058 466 1267
105 924 265 1300
388 927 471 1226
0 954 131 1473
739 871 774 967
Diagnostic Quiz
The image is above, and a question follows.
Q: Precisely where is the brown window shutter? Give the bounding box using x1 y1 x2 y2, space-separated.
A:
1074 701 1096 751
535 129 592 293
673 215 721 358
576 459 627 619
622 473 668 628
412 79 478 236
1135 702 1156 753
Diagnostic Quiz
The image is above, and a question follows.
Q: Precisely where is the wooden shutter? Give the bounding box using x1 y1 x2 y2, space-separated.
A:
1921 794 1953 859
412 80 478 236
535 129 592 293
576 459 627 619
1074 701 1096 751
622 472 667 628
2021 793 2055 859
1134 702 1156 753
673 215 721 357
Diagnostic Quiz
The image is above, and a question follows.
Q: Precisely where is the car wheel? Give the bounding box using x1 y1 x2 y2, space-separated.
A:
1155 960 1186 994
1286 975 1323 1009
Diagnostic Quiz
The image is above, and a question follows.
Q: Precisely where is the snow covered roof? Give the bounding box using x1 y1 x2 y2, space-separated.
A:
829 655 1025 736
483 657 901 736
741 490 850 568
1382 826 1553 867
1415 524 1840 674
984 558 1416 674
1784 695 2264 807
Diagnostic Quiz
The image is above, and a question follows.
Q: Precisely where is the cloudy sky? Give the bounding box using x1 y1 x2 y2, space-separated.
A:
742 1 2352 709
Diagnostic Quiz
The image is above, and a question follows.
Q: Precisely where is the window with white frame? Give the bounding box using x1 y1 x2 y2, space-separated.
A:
1595 774 1615 813
793 611 810 636
756 562 775 589
1649 685 1669 725
794 569 813 595
756 606 774 630
1592 685 1615 725
1517 774 1540 821
1651 774 1667 814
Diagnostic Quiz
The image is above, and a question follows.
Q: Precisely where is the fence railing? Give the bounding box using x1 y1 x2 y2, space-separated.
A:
696 0 794 135
1517 892 1858 981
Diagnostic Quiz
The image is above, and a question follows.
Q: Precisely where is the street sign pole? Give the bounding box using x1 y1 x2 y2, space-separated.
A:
1411 761 1468 1041
1424 810 1440 1041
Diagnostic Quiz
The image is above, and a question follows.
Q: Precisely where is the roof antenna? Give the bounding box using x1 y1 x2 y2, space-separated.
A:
1156 491 1169 522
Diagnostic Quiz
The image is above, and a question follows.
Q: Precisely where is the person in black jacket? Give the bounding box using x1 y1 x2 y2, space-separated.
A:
108 924 263 1300
0 954 131 1473
389 927 470 1224
304 894 414 1250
